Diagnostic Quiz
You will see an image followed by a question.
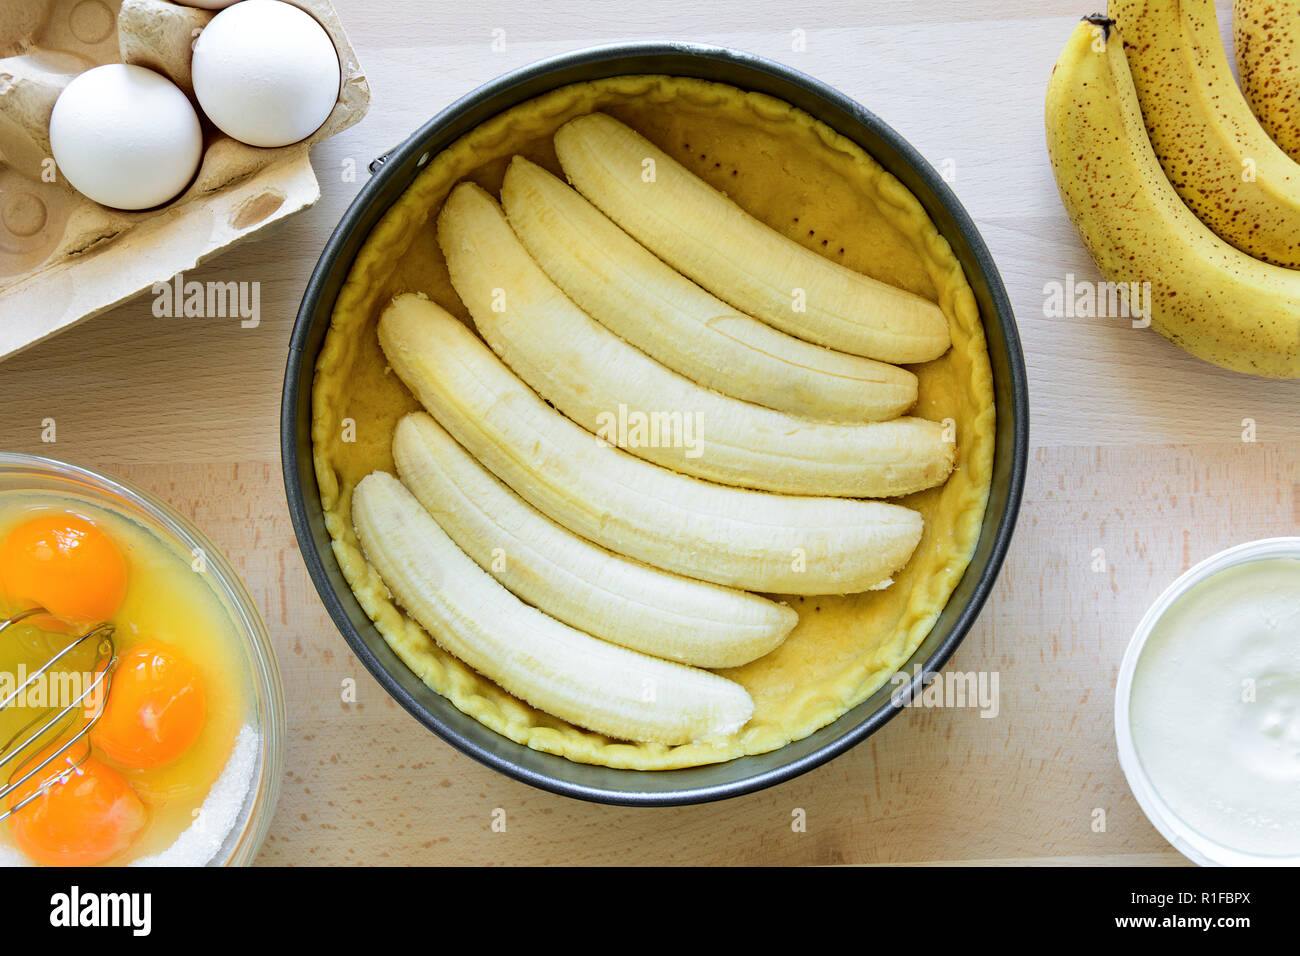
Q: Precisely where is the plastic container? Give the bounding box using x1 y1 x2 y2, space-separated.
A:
1115 536 1300 867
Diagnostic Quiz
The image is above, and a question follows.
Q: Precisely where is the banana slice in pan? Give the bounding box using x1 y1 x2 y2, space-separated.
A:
377 292 925 596
438 181 955 499
553 112 952 364
501 155 918 422
392 410 796 668
352 471 755 745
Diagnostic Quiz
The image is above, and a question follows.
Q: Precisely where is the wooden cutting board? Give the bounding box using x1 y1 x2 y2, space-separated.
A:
0 0 1295 866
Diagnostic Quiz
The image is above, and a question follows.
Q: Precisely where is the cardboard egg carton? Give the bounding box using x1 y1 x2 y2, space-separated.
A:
0 0 370 361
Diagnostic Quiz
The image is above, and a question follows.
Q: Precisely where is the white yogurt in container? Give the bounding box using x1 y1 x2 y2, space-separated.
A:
1116 538 1300 865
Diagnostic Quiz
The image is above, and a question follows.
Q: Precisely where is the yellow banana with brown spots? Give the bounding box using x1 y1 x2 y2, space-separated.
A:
1110 0 1300 267
1044 14 1300 377
1234 0 1300 162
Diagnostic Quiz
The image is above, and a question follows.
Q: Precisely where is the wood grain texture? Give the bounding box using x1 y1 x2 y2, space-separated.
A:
0 0 1295 865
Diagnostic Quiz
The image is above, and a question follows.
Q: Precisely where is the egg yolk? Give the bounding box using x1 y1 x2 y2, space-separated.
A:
92 644 206 769
8 743 147 866
0 514 127 627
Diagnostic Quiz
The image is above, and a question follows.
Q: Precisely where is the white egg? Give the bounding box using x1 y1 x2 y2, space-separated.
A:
49 64 203 211
175 1 242 8
192 0 341 148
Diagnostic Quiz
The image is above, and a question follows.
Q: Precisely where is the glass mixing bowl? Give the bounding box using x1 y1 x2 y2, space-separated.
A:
0 452 285 866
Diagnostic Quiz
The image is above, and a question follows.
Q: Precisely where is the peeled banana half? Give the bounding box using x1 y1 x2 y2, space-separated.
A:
351 471 755 745
437 180 955 500
392 411 796 668
500 154 919 422
1045 15 1300 378
554 112 952 364
377 292 926 595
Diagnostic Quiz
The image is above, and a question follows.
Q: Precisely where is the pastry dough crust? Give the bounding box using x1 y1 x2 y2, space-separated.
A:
311 75 995 770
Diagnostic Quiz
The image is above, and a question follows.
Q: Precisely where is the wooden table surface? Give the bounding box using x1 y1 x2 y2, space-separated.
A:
2 0 1297 866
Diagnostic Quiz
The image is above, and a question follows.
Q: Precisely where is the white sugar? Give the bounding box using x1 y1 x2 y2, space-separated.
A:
0 724 260 867
129 724 260 867
0 845 25 867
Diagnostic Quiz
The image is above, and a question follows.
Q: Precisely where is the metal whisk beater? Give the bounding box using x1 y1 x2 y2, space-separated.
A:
0 607 117 823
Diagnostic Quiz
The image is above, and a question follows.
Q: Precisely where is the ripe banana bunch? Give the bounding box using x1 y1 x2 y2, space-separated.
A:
1109 0 1300 268
437 179 955 499
554 112 952 364
1045 15 1300 377
376 292 925 595
1235 0 1300 161
352 471 755 745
